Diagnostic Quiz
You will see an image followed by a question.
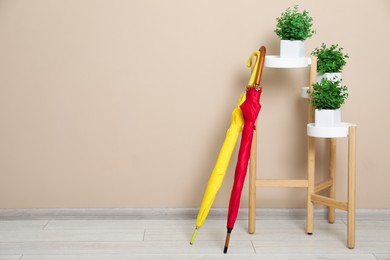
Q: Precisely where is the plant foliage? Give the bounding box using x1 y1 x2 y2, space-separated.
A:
308 78 348 110
274 5 315 40
311 43 349 74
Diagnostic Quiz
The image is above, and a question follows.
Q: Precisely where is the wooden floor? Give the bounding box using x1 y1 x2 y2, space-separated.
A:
0 210 390 260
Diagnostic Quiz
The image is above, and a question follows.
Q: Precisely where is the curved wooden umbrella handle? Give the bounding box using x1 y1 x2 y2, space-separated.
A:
255 46 266 87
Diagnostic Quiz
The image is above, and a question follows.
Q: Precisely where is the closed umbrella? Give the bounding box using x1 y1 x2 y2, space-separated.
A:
224 46 266 254
190 49 263 245
190 93 245 244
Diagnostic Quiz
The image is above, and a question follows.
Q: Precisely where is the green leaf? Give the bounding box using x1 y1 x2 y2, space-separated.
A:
311 43 349 73
308 78 348 110
275 5 315 40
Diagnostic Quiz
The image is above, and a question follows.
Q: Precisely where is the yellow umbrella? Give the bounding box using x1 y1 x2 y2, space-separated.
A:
247 50 262 86
190 49 262 245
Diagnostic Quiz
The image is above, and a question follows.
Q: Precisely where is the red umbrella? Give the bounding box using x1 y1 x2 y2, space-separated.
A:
223 87 262 253
224 46 266 254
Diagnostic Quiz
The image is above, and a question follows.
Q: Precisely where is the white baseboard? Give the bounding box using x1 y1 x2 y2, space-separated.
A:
1 208 389 220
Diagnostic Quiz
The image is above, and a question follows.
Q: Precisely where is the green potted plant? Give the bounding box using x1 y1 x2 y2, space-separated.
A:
308 78 348 127
274 5 315 58
311 43 349 82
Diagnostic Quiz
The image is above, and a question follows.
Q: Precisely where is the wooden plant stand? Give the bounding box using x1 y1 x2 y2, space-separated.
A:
248 56 357 249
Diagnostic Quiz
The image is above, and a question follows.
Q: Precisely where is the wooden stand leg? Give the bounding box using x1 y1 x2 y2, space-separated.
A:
306 56 317 235
328 138 336 224
347 126 356 249
307 136 315 235
248 122 257 234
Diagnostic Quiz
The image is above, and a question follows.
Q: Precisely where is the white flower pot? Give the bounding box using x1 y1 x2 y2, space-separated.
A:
280 40 305 58
315 109 341 127
317 73 342 83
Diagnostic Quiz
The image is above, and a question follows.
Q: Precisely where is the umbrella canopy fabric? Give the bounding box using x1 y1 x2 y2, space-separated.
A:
224 86 262 253
190 93 246 244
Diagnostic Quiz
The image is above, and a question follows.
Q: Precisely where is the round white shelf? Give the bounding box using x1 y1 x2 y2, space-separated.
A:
301 86 309 98
307 123 353 138
265 55 311 68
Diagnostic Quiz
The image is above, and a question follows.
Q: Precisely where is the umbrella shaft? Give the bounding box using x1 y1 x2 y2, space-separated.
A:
224 228 233 254
190 227 199 245
224 233 231 254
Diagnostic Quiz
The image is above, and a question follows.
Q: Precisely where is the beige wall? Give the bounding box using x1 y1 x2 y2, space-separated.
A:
0 0 389 209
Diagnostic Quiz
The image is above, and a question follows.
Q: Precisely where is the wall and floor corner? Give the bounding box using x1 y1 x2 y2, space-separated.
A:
0 0 389 209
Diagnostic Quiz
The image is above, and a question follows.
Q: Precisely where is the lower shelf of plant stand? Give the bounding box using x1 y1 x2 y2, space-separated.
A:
307 123 351 138
265 55 310 68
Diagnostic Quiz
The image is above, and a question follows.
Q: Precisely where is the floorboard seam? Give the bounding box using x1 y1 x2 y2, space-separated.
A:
42 220 51 230
251 240 257 254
